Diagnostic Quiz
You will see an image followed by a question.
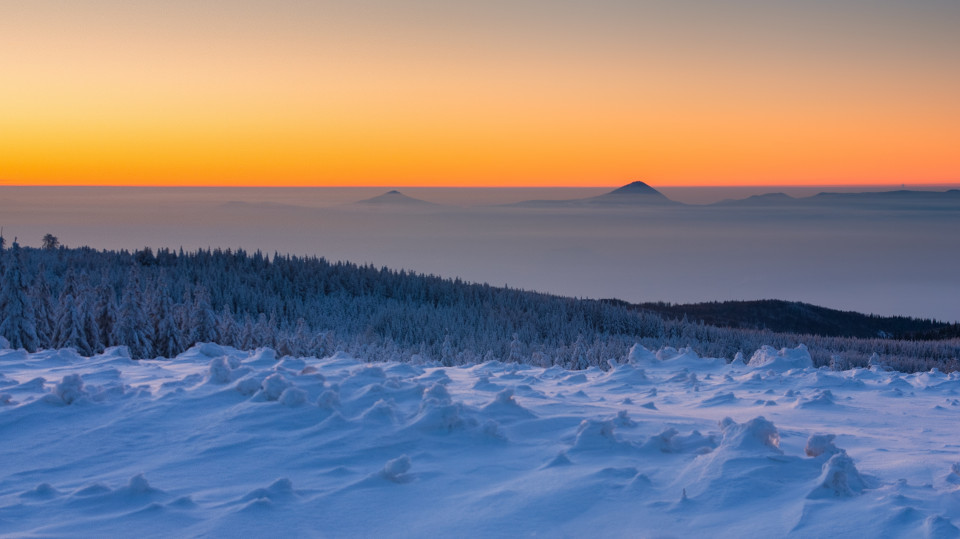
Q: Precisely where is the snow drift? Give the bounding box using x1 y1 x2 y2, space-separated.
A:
1 342 958 537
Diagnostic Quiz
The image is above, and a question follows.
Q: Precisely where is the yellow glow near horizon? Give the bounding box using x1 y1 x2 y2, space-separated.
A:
2 1 958 187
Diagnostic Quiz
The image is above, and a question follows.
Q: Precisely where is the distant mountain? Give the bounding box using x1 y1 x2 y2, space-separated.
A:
606 181 667 196
587 181 679 205
354 190 439 207
713 192 797 207
511 181 680 207
806 189 960 209
712 189 960 209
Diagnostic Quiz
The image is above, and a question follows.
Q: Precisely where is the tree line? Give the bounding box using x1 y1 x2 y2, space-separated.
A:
1 239 958 373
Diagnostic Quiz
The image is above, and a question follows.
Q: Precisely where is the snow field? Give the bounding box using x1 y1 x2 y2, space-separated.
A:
1 343 960 537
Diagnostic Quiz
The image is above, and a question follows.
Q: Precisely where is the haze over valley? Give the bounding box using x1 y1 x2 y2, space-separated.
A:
2 183 958 322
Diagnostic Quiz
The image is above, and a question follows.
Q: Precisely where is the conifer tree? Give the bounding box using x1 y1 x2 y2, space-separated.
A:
92 283 117 348
190 285 217 344
54 294 92 355
30 267 55 349
112 267 151 358
0 242 38 351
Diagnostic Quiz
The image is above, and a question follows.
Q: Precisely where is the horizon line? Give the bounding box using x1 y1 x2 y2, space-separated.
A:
1 181 959 189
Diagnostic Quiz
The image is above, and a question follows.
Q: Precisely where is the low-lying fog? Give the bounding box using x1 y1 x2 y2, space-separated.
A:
2 185 958 322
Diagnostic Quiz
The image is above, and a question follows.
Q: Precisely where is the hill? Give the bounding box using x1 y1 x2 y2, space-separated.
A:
354 190 439 207
624 299 959 340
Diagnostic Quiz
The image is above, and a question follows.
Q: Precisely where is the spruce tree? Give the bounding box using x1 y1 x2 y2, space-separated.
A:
0 242 38 351
112 267 151 358
30 267 55 349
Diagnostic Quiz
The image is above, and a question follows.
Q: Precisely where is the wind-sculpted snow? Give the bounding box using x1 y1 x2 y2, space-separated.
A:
2 344 960 537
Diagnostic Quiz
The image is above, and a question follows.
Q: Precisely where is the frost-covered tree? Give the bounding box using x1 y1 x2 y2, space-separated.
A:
41 234 60 250
0 242 38 351
570 335 590 370
53 294 92 355
0 243 955 372
112 267 151 358
189 285 217 345
30 268 55 349
150 280 182 359
509 333 523 363
441 334 455 367
216 304 238 347
92 283 117 348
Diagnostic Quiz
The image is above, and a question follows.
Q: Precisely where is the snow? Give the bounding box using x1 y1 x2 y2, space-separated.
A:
2 344 960 537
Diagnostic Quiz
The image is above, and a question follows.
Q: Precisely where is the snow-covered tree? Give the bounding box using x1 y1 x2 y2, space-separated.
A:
0 242 38 351
53 294 92 355
112 267 151 358
30 268 55 349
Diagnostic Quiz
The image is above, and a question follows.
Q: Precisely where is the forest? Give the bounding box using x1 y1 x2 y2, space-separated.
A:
1 238 958 372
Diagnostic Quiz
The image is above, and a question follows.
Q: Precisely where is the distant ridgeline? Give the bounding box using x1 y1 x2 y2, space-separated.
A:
0 243 957 372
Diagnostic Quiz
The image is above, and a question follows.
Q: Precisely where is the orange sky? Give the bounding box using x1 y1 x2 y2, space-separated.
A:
2 1 958 187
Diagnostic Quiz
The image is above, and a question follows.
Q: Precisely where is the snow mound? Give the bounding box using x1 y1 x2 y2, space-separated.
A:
411 400 470 432
796 389 836 408
543 451 573 468
947 463 960 486
657 346 698 362
423 382 452 404
481 388 535 419
360 399 397 424
123 473 158 495
234 376 261 396
316 388 341 409
748 344 813 371
571 419 634 452
642 428 716 454
278 387 308 406
409 383 476 432
805 434 842 457
54 374 86 404
472 375 501 391
598 364 650 387
627 344 658 364
380 455 413 483
718 416 781 453
808 452 867 498
20 483 60 500
700 392 738 407
207 356 234 384
0 335 10 349
197 342 227 357
242 478 296 503
260 373 291 401
924 515 960 537
614 410 635 427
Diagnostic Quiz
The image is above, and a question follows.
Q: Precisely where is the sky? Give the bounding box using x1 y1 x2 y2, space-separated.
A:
2 0 959 187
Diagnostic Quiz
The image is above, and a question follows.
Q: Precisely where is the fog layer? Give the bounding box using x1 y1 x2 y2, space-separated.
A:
2 186 958 321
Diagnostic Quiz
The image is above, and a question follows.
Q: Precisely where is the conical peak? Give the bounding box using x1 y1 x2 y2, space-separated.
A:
607 181 662 196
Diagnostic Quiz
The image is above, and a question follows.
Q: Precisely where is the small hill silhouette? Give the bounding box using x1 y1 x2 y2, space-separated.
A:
354 190 439 207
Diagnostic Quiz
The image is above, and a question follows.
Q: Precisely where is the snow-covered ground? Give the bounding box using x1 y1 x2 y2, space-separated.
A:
2 343 959 538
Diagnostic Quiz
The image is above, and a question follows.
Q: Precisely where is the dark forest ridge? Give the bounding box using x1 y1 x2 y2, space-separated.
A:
608 299 960 341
